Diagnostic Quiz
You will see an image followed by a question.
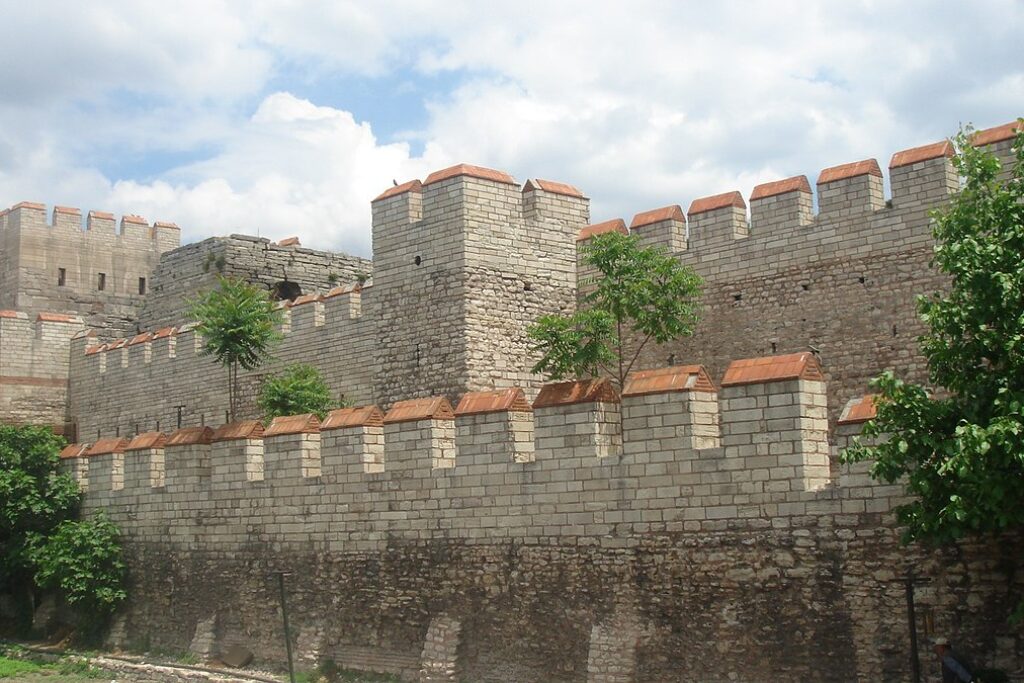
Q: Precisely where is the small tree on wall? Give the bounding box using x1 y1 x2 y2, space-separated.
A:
842 124 1024 546
189 276 282 421
528 231 703 391
258 363 344 421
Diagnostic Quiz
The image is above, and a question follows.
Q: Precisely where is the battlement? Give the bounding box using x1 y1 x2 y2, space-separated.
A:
67 353 906 549
0 201 180 248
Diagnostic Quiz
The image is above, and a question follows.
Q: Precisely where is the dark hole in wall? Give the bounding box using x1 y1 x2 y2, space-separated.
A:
270 280 302 302
414 255 422 266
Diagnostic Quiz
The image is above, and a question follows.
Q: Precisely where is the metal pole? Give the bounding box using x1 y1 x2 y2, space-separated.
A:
276 572 296 683
906 574 921 683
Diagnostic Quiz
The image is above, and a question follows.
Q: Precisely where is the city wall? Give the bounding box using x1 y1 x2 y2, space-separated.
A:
63 355 1023 682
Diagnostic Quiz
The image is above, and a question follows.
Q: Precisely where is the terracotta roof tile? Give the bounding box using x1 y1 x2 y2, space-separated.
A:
166 426 214 446
972 120 1022 146
817 159 882 184
0 310 20 319
60 443 88 459
750 175 812 200
12 201 45 211
263 413 321 437
423 164 516 187
622 365 716 397
688 191 745 216
122 214 148 225
577 218 628 242
383 397 455 424
533 378 619 409
154 221 179 229
126 432 167 451
87 437 128 456
88 210 114 220
322 406 386 430
374 179 423 202
152 326 177 340
72 329 97 340
630 205 685 229
107 338 127 350
323 285 358 299
455 388 532 416
277 236 301 247
522 179 585 198
721 352 824 387
127 332 152 346
84 345 103 355
53 205 81 215
36 313 77 323
838 395 878 425
212 420 265 442
889 140 954 168
291 294 321 307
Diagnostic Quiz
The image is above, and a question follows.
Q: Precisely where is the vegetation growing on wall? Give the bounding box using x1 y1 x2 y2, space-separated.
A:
259 363 343 421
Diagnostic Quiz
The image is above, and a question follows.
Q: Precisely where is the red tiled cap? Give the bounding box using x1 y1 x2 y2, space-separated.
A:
277 236 301 247
212 420 265 442
577 218 628 242
522 179 585 198
622 365 716 397
0 209 7 218
838 395 878 425
88 210 115 220
533 378 619 409
166 426 214 446
383 397 455 424
152 326 176 340
455 388 532 416
263 413 321 437
688 191 745 216
373 179 423 202
126 432 167 451
322 405 386 430
0 310 20 319
889 140 954 169
122 214 148 225
323 285 358 299
60 443 88 459
53 205 81 215
721 352 824 387
291 293 321 307
87 437 129 456
630 205 685 229
72 329 97 340
423 164 516 187
107 338 127 350
127 332 152 346
12 201 45 211
36 313 76 323
84 345 103 355
750 175 812 201
817 159 883 184
154 221 180 229
972 120 1022 147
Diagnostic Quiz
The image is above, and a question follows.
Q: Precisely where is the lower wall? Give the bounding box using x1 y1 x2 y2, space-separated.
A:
112 531 1021 683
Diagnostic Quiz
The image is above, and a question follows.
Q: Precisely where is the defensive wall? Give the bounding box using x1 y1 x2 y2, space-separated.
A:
62 354 1023 681
60 121 1022 445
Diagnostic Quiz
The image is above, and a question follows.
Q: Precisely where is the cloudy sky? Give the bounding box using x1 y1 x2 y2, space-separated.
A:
0 1 1021 256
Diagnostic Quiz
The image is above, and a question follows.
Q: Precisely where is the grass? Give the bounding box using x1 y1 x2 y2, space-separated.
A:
0 655 42 678
0 654 104 681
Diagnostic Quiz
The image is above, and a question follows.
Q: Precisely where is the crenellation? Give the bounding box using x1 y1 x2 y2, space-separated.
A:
749 175 814 233
686 192 748 250
816 159 885 217
628 205 686 253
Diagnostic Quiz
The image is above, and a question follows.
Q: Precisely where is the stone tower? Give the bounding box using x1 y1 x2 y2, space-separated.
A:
369 164 589 407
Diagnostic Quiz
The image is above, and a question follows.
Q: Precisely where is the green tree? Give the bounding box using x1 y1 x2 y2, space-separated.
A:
189 276 282 421
528 230 702 391
258 363 342 421
0 425 125 631
843 123 1024 544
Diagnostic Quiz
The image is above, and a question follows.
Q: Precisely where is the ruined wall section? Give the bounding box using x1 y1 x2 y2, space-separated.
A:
0 311 85 432
370 168 587 409
0 203 179 338
137 234 372 329
586 123 1019 426
65 357 1022 681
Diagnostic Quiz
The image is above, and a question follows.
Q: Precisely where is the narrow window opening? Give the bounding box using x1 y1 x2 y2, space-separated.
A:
115 425 120 437
138 277 146 295
97 272 106 291
771 342 777 353
57 268 66 287
414 255 422 266
892 324 898 337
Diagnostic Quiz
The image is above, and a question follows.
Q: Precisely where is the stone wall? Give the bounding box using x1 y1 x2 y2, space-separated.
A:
137 234 372 329
65 357 1024 681
0 310 85 433
0 202 179 337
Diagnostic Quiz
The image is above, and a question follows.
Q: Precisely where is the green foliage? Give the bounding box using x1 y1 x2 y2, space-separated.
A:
843 123 1024 544
189 276 282 420
0 655 41 678
29 512 126 616
259 364 341 421
528 231 702 389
